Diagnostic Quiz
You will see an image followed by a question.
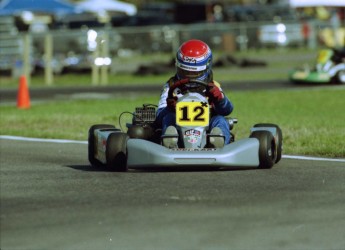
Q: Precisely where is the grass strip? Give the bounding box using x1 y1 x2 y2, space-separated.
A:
1 86 344 158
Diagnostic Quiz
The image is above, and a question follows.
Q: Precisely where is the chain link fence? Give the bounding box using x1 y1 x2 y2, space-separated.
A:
1 14 343 84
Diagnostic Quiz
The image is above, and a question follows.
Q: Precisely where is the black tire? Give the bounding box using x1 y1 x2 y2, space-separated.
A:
106 132 128 172
254 123 282 163
250 130 276 169
336 70 345 84
88 124 115 168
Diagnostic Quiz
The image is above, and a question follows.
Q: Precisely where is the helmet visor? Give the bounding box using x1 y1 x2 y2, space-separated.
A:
177 67 207 79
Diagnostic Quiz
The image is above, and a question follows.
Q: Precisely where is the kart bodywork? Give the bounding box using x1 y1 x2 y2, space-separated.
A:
289 48 345 84
88 80 283 171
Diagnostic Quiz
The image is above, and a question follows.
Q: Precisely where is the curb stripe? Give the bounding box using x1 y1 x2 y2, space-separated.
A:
282 155 345 163
0 135 87 144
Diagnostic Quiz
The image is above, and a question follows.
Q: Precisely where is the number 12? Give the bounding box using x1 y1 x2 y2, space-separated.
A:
179 106 205 121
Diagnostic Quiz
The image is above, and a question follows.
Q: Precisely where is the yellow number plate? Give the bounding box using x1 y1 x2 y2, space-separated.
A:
176 101 209 127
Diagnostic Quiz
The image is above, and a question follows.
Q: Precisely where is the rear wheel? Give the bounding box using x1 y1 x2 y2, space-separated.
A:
250 130 276 169
106 132 128 172
337 70 345 84
254 123 282 163
88 124 115 168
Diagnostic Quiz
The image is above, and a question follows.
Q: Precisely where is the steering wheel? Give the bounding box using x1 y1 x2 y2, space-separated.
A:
167 79 209 99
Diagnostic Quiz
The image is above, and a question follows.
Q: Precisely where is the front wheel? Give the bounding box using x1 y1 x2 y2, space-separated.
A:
250 130 276 169
336 70 345 84
106 132 128 172
88 124 115 168
254 123 282 163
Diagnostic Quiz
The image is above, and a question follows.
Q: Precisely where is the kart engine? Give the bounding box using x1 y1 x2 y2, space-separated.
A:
132 105 156 126
127 105 157 140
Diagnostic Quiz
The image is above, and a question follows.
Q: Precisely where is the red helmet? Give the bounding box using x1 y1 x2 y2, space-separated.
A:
176 39 213 81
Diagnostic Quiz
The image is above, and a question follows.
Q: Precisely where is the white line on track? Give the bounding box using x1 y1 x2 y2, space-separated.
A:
0 135 87 144
283 155 345 163
1 135 344 163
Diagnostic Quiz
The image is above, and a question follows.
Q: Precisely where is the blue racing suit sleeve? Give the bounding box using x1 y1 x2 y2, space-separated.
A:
210 80 233 116
155 82 170 128
212 95 234 116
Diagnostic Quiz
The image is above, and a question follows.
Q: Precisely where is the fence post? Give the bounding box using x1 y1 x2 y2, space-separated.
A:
23 33 31 86
308 20 317 50
44 33 53 85
171 27 180 55
239 24 248 51
92 36 100 86
100 31 109 85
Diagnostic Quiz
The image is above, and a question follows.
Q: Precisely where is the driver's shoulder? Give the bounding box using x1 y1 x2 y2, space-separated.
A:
167 76 178 87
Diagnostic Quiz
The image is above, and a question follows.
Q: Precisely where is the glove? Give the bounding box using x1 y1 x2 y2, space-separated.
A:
173 78 189 88
166 97 177 110
166 79 188 110
207 82 224 102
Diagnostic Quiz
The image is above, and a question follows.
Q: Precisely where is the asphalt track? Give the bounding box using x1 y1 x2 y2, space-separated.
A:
1 137 345 250
1 80 345 249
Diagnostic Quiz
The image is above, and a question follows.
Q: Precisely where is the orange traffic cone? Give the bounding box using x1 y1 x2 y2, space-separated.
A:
17 75 30 109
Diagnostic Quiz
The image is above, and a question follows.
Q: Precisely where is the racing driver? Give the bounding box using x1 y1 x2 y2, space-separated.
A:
155 39 234 148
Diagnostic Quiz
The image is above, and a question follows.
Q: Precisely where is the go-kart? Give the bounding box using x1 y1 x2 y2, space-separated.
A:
88 79 283 171
289 48 345 84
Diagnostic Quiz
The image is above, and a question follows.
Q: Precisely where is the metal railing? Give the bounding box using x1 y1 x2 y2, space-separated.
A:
1 18 342 85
